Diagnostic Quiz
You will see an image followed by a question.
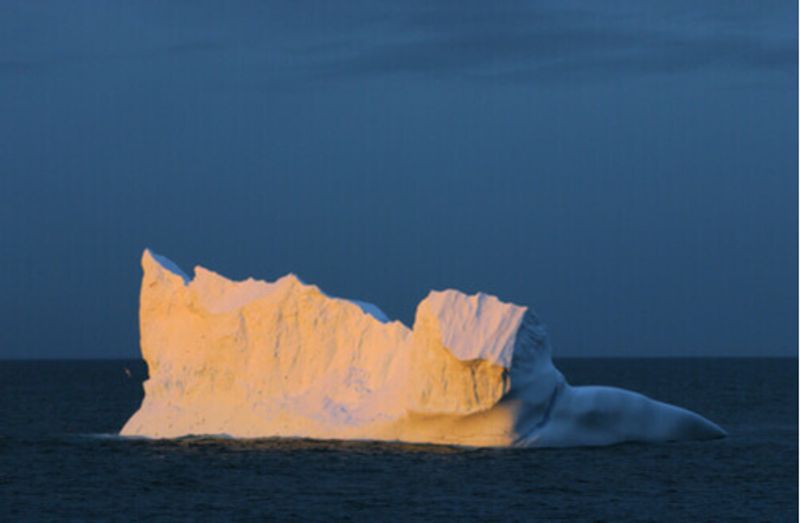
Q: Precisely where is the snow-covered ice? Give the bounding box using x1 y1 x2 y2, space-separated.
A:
121 249 725 447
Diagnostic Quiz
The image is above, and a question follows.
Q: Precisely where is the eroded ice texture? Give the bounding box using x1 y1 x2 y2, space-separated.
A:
121 250 725 447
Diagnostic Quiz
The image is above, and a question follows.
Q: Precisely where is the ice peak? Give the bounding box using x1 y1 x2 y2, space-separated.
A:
415 289 528 368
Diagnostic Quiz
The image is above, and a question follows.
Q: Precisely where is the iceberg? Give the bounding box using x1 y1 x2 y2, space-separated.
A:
121 249 725 447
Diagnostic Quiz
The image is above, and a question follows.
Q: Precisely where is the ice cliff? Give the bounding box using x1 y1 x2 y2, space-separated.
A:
121 250 725 447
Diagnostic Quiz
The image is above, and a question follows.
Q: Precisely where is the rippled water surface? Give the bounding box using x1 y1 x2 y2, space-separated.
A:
1 358 796 521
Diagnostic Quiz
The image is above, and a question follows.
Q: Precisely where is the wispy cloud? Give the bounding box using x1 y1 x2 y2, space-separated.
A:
294 1 796 83
0 0 795 86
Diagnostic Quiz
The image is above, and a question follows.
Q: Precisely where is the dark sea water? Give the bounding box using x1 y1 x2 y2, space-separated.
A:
0 358 796 522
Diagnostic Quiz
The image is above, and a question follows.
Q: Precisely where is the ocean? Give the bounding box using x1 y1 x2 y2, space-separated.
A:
1 358 796 521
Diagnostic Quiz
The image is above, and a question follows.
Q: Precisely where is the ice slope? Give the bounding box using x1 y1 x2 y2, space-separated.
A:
121 250 725 447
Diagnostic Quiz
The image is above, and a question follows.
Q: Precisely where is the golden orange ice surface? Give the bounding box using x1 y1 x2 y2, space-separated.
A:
121 250 725 447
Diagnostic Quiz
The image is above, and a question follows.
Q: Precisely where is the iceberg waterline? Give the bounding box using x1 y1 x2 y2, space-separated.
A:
121 249 725 447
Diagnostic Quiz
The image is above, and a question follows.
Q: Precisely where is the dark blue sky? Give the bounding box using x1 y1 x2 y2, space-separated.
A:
0 1 796 358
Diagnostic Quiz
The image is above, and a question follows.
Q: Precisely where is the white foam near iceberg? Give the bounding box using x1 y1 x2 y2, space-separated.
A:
121 249 725 447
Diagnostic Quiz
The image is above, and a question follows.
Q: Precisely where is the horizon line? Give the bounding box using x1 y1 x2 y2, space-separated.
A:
0 355 796 362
